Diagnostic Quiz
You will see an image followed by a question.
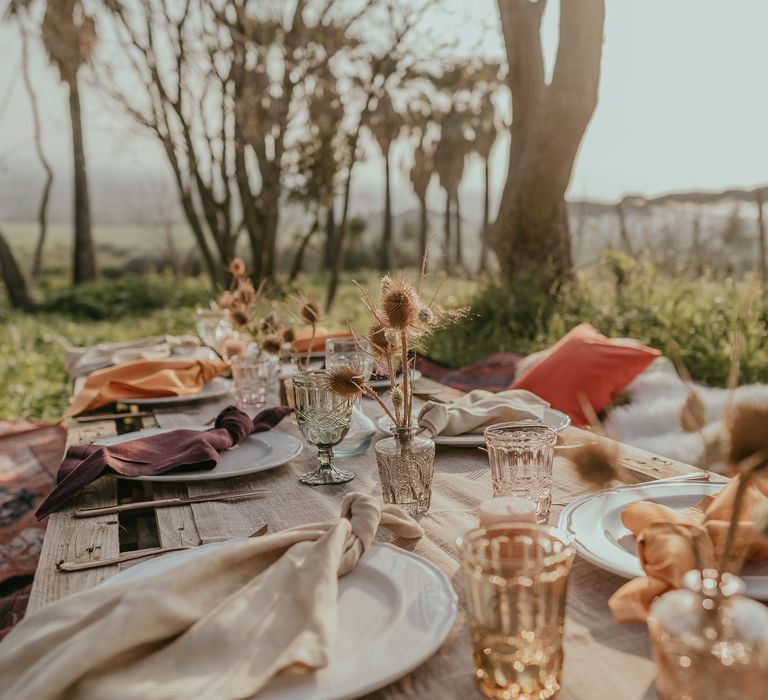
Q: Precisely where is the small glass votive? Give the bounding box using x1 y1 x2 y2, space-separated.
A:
231 355 270 410
483 423 557 523
457 523 575 700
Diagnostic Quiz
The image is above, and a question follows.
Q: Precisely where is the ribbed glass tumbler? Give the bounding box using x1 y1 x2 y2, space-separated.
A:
484 423 557 523
458 523 575 700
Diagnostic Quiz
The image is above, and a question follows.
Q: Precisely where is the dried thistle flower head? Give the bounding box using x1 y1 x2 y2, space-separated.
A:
230 304 249 327
228 257 246 277
680 389 706 433
699 429 727 470
391 387 404 408
300 300 320 325
323 367 363 400
282 326 296 344
417 305 434 325
259 312 279 335
261 334 282 355
381 278 420 330
368 321 396 356
236 281 256 306
570 440 626 490
727 402 768 465
379 275 393 298
217 291 234 309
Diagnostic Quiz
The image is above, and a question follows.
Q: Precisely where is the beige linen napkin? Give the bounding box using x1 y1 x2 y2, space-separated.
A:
0 493 423 700
65 335 200 378
417 389 549 436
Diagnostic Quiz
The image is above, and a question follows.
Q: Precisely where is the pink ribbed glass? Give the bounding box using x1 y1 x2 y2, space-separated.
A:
483 423 557 523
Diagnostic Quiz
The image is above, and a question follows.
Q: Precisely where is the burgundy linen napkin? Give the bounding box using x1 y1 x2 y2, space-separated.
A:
36 406 291 519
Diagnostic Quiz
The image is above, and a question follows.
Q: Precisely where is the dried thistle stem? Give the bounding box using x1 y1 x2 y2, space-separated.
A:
303 322 316 369
362 385 398 426
400 331 410 428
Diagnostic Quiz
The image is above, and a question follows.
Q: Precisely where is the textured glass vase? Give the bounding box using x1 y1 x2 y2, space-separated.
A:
648 569 768 700
375 426 435 516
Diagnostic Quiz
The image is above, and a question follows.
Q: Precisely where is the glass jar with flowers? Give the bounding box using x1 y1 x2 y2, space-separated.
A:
322 275 462 516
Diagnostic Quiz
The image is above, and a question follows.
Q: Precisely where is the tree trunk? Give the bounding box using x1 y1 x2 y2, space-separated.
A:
478 156 490 274
0 228 33 310
260 186 280 281
323 198 335 271
418 197 428 268
20 27 53 281
443 191 452 271
326 113 368 311
380 149 393 272
691 209 703 277
68 76 96 285
289 215 321 283
615 201 634 256
454 194 464 272
756 191 767 286
491 0 605 290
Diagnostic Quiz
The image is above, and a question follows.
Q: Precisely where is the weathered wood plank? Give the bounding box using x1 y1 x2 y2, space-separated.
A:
27 419 121 613
560 425 697 483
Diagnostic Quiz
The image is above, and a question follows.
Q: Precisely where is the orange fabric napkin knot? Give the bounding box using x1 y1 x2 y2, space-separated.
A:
608 474 768 623
66 359 229 417
292 328 352 354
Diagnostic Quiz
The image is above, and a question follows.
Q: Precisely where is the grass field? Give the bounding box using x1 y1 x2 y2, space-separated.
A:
2 252 766 422
0 271 476 421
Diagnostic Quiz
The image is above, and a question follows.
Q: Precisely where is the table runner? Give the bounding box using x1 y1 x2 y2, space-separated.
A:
154 390 667 699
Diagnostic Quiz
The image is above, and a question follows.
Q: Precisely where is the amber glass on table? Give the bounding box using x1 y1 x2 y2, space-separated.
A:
457 523 575 700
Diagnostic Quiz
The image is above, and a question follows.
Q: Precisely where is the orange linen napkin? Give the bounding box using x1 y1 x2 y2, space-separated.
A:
66 359 229 417
292 328 353 354
608 474 768 623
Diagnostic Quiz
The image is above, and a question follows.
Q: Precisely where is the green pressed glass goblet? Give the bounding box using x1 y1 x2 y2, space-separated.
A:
292 370 355 485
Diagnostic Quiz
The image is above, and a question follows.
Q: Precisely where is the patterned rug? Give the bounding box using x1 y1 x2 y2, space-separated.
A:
416 353 523 393
0 421 65 640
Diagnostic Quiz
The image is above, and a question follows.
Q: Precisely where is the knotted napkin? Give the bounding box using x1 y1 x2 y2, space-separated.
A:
417 389 549 437
66 359 229 417
608 474 768 623
36 405 291 519
292 328 352 354
64 335 201 378
0 493 424 700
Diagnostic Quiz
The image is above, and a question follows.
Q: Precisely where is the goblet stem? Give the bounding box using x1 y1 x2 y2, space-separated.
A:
299 445 355 486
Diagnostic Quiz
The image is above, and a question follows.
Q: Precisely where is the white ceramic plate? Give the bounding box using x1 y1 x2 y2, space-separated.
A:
103 541 457 700
126 377 231 406
377 407 571 447
558 480 768 600
95 426 302 482
368 370 422 390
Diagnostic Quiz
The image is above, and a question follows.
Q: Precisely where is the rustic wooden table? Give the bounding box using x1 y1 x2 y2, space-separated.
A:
29 376 709 699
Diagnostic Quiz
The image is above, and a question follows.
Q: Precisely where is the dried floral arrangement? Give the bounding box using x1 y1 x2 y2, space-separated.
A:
322 268 465 430
215 257 320 361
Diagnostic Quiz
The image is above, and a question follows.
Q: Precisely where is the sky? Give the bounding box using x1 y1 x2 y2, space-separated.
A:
1 0 768 221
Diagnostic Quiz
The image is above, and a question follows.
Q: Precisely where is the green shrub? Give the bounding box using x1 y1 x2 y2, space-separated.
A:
429 254 768 387
40 274 209 320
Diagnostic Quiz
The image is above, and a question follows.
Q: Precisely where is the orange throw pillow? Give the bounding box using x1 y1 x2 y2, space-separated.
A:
510 324 661 427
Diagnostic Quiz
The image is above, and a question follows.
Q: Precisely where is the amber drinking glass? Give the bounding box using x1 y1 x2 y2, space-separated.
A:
458 523 574 700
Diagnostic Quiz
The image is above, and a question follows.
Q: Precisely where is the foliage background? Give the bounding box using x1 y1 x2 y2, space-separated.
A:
3 255 765 422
